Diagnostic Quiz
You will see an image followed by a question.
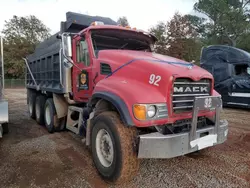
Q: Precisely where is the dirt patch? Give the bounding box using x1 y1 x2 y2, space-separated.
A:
1 89 250 188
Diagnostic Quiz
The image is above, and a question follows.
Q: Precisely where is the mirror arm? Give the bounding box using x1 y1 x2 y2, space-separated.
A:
66 56 82 71
62 50 82 71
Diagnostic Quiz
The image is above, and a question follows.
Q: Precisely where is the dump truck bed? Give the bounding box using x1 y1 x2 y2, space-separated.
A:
26 33 65 93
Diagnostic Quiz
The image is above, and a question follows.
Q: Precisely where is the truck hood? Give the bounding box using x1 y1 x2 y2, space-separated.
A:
97 50 213 80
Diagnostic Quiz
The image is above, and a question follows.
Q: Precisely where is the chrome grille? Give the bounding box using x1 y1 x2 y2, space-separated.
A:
172 78 211 113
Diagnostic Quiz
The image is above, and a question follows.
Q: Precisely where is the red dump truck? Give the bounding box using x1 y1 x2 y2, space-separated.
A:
25 12 228 183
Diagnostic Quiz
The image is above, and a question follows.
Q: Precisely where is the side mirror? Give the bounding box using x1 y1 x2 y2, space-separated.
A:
61 34 73 69
60 33 82 71
62 35 72 57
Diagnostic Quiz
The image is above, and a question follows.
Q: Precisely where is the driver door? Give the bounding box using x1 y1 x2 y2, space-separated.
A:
72 35 93 102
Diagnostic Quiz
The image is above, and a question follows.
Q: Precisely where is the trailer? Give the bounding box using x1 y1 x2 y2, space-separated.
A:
0 36 9 137
25 12 228 183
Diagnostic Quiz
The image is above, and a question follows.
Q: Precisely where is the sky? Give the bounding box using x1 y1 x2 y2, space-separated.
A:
0 0 196 35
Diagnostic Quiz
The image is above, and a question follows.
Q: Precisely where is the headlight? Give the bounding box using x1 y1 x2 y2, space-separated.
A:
147 105 156 118
133 103 167 121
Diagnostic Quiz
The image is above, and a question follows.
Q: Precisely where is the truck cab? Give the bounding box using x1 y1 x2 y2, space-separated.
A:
200 45 250 108
25 12 228 183
70 24 156 104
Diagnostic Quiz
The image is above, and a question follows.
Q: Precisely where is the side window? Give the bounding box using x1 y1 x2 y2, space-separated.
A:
76 38 90 66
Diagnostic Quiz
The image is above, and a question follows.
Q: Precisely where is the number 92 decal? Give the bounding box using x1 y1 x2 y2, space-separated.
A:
149 74 161 86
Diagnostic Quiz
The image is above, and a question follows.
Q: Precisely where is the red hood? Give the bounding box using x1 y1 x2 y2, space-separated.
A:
94 50 215 127
97 50 213 80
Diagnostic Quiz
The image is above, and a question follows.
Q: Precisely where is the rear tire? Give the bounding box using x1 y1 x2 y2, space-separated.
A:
35 95 46 125
28 92 36 119
91 111 139 183
44 98 56 133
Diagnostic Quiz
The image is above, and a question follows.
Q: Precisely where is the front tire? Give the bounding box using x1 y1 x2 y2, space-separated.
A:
91 111 139 183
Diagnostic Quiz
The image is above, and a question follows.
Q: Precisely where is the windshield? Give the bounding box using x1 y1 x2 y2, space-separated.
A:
235 64 250 76
222 46 250 63
91 29 153 57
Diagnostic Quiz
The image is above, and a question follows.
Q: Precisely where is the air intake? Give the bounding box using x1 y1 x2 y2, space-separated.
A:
100 63 112 75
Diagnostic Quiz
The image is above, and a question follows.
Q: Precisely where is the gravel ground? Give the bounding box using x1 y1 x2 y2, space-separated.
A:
0 89 250 188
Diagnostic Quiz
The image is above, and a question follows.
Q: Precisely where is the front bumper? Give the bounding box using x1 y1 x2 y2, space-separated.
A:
138 96 228 158
138 119 228 158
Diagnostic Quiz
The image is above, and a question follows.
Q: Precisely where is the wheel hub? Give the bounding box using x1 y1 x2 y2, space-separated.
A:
96 129 114 167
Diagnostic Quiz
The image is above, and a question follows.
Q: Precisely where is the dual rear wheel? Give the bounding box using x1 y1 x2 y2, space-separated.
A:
28 93 65 133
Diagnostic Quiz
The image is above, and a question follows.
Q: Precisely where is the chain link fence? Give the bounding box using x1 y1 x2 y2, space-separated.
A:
4 79 25 89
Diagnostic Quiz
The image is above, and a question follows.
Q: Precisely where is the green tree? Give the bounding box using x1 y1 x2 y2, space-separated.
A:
166 12 200 62
1 15 50 78
184 14 207 38
149 22 168 55
117 16 129 27
194 0 250 46
148 13 202 62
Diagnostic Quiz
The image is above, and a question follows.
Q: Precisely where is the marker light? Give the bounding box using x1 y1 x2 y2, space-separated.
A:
91 21 104 26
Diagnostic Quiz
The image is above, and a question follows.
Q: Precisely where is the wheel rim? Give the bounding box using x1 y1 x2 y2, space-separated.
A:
29 100 33 114
45 105 51 125
35 101 40 119
95 129 114 168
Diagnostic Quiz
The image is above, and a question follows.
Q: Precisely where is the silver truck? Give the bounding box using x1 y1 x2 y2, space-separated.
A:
0 36 9 137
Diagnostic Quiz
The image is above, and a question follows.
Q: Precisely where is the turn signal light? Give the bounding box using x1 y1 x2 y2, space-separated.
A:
133 104 146 120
